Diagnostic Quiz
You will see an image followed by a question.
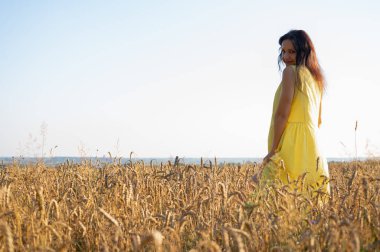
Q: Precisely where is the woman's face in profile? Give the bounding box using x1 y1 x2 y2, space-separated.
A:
281 39 297 66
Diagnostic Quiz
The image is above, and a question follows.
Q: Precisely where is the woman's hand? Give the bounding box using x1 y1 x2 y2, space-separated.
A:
263 150 276 165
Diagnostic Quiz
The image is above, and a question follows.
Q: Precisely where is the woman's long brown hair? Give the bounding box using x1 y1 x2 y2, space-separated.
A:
278 30 326 93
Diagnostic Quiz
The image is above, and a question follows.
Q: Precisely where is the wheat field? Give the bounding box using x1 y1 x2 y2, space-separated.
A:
0 158 379 251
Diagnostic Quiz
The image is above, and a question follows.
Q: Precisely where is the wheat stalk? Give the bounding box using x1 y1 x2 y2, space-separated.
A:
0 221 14 252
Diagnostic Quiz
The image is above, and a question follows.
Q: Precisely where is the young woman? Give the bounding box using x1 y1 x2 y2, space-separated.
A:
261 30 330 194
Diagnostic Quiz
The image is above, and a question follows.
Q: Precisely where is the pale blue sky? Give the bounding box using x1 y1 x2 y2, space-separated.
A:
1 0 379 158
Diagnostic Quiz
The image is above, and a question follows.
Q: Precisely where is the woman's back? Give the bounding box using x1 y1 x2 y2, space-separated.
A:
289 66 321 127
270 65 321 131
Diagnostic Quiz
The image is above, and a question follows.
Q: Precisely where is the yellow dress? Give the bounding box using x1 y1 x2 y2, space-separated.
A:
262 65 330 194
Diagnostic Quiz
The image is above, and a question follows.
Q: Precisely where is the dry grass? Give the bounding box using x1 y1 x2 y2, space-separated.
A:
0 159 379 251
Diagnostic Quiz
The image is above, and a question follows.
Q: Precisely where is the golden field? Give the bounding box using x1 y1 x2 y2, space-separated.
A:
0 159 379 251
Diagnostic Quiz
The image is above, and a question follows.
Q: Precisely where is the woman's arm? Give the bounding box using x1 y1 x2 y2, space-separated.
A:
270 66 296 152
263 66 296 163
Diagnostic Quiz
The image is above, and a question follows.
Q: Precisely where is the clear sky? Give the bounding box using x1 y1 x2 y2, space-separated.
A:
1 0 379 158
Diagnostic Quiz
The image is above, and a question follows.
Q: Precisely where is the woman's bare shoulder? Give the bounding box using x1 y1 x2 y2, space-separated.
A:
282 65 297 81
